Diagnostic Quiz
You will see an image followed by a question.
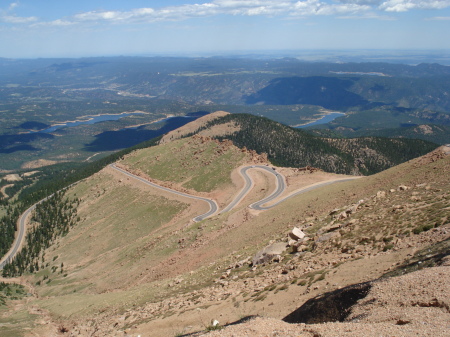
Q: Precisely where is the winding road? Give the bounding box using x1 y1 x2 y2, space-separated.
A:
0 162 357 270
222 165 357 211
110 164 218 222
0 185 74 270
220 165 285 213
0 203 36 269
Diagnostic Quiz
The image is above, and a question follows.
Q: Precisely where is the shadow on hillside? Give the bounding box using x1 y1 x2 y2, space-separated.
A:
0 144 40 154
0 133 53 154
245 76 369 110
83 111 209 152
283 282 372 324
14 121 51 130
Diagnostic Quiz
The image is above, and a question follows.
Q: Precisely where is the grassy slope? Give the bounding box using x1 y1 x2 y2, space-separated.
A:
17 137 249 320
10 140 448 334
26 169 191 312
121 136 247 193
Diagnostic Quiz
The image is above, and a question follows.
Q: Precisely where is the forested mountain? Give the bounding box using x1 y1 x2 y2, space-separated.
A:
2 56 450 170
197 114 438 175
309 124 450 145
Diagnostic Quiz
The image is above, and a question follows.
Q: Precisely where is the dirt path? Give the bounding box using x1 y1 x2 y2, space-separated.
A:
0 184 13 198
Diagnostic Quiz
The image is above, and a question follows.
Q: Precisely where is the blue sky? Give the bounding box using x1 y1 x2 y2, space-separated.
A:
1 0 450 58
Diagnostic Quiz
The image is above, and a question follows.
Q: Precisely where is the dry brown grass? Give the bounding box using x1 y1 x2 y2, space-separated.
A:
10 144 449 336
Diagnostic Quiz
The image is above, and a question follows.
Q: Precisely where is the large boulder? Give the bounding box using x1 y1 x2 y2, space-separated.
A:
252 242 288 266
289 227 306 241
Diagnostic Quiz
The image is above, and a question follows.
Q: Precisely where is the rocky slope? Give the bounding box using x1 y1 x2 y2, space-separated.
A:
0 136 448 337
66 147 450 336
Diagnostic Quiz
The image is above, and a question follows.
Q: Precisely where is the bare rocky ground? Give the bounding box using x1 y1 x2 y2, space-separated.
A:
200 264 450 337
159 111 234 144
2 138 448 336
56 147 449 337
20 159 59 169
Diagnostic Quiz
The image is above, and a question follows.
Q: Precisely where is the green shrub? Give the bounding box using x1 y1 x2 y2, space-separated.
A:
413 224 435 235
383 243 394 251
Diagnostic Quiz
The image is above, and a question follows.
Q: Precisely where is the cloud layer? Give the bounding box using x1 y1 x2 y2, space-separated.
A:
1 0 450 26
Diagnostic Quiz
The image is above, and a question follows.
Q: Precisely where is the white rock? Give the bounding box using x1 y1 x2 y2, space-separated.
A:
252 242 288 265
289 227 306 240
376 191 386 198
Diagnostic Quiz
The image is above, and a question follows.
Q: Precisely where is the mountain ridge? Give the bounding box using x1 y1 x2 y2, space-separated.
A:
0 116 448 336
179 112 439 175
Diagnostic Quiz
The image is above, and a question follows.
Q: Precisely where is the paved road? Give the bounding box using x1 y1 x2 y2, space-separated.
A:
110 164 218 222
0 164 357 270
0 204 36 270
0 184 78 270
252 178 358 210
222 166 359 212
221 165 286 213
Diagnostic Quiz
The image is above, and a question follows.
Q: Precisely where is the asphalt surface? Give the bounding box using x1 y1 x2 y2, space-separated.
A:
0 204 36 270
222 166 359 212
257 178 358 209
0 164 357 270
110 164 218 222
221 165 286 213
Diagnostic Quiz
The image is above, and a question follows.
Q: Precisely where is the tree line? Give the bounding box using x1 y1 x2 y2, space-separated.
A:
198 113 438 175
0 135 162 267
2 190 79 277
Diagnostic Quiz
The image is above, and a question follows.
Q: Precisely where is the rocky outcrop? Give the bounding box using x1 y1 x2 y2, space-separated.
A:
252 242 288 266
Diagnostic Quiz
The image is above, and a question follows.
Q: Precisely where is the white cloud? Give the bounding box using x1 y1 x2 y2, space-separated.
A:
290 0 370 16
337 12 396 19
1 14 38 24
26 1 372 26
3 0 450 27
8 2 19 11
337 0 382 4
379 0 450 12
69 4 220 23
0 2 39 24
213 0 292 15
45 19 75 27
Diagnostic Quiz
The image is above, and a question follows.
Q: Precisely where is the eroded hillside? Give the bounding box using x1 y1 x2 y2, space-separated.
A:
0 135 448 336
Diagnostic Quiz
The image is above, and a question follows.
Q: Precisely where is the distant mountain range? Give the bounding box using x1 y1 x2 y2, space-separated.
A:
1 56 449 170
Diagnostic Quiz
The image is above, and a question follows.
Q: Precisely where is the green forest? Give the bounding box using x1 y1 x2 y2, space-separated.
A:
201 114 438 175
2 190 79 277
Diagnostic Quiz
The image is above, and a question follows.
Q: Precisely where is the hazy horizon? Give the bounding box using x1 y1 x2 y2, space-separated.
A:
1 1 450 59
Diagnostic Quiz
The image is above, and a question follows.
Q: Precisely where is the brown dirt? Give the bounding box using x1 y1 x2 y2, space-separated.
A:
20 159 59 169
159 111 232 144
7 143 449 337
0 184 13 198
200 265 450 337
2 174 22 182
22 171 39 177
104 151 449 337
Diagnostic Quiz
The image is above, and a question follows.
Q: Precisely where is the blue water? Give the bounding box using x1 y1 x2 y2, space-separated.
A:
296 112 345 128
38 112 145 133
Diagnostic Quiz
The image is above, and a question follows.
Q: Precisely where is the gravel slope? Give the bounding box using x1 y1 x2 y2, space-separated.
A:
201 264 450 337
